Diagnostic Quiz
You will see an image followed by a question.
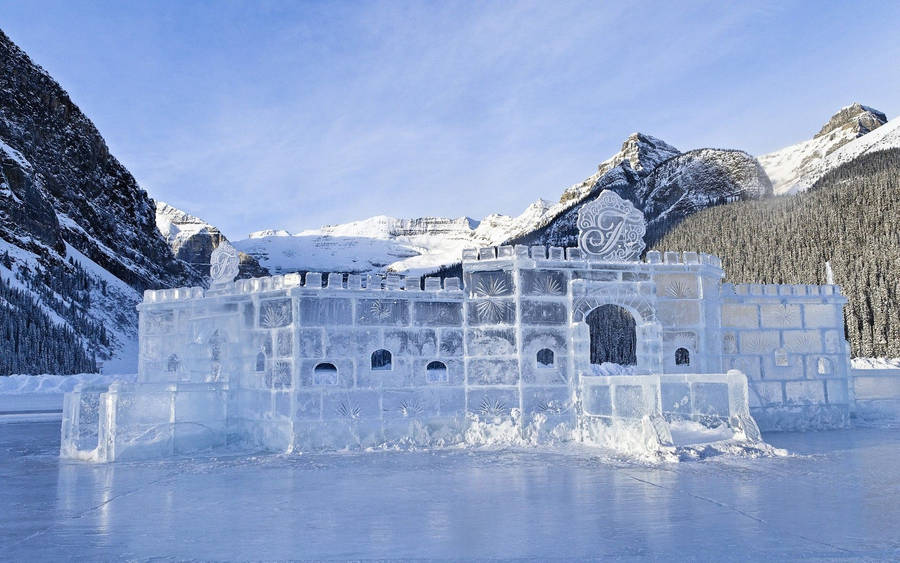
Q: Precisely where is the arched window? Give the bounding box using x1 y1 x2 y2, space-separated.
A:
817 357 833 375
314 362 338 385
166 354 179 373
426 360 448 383
586 304 637 365
774 348 789 367
536 348 554 367
255 351 266 372
675 347 690 366
371 349 392 371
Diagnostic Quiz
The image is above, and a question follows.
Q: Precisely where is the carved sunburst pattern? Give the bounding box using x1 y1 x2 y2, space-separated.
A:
786 334 820 353
665 280 695 299
531 276 563 296
474 276 510 298
397 399 424 418
536 400 568 415
479 397 508 417
337 400 361 419
740 334 769 353
474 298 513 323
775 305 797 325
260 301 291 328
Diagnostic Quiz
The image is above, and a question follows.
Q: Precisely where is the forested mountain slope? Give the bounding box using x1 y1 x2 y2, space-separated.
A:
0 29 203 374
653 148 900 358
510 148 772 249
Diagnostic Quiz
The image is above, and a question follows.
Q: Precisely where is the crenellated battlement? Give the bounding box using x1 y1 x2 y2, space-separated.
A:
142 272 463 304
461 245 723 269
722 282 843 299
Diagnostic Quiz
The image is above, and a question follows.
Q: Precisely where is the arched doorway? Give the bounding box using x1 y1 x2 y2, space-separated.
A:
586 304 637 365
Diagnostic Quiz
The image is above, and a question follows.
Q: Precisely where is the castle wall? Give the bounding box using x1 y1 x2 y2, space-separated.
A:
720 283 851 430
134 243 855 452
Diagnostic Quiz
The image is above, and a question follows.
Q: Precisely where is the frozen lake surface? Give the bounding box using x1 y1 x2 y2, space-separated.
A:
2 421 899 560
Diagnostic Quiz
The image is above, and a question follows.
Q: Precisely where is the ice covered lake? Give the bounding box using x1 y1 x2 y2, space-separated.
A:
2 420 899 560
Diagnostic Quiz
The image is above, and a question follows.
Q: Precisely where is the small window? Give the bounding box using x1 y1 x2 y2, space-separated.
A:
255 351 266 372
166 354 179 373
371 349 392 371
774 348 789 367
675 347 690 366
426 360 448 383
314 362 338 385
817 357 833 375
536 348 554 367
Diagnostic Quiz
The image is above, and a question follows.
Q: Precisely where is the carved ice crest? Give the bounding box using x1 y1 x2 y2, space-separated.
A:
209 241 240 286
577 190 646 262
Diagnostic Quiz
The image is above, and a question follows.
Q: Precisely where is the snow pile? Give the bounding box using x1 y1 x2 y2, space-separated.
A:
851 357 900 370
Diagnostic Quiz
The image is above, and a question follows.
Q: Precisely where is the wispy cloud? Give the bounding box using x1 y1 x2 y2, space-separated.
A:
4 0 899 237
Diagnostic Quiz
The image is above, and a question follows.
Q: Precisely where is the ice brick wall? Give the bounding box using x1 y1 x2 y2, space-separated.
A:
139 272 469 451
720 283 851 430
646 250 725 375
462 245 727 438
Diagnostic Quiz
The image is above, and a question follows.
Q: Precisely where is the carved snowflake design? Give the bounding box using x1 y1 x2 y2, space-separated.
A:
665 280 694 299
531 276 563 296
474 298 512 323
336 400 361 419
775 305 796 325
369 300 394 321
261 302 291 328
474 276 510 298
479 397 508 417
397 399 424 418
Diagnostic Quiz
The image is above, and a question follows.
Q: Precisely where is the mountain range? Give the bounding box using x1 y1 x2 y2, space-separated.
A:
1 27 898 372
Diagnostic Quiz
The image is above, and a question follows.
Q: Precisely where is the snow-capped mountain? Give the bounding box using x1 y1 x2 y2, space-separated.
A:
235 199 555 276
759 103 888 195
515 148 772 249
156 202 267 278
0 30 202 374
234 132 771 276
558 133 681 204
804 114 900 179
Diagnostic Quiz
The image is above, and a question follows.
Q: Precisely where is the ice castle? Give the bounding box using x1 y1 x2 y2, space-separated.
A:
61 191 852 461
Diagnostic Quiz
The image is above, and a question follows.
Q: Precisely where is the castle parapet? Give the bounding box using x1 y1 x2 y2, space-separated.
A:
462 245 723 269
722 283 844 300
141 272 463 304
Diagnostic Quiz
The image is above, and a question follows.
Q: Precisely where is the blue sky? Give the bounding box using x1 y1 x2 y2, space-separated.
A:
3 1 900 238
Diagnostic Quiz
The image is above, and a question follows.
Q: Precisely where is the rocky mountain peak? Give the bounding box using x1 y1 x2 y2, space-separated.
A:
560 132 680 204
759 103 891 195
155 201 267 279
814 103 887 140
614 132 681 173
